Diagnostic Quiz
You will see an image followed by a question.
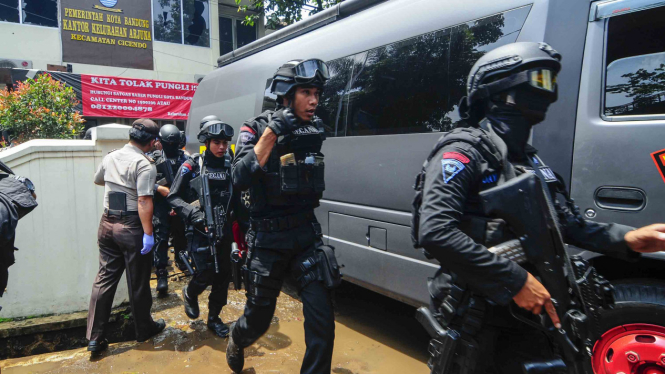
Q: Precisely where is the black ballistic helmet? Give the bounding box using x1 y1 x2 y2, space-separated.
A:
179 131 187 149
200 115 220 130
270 59 330 97
198 120 234 143
158 124 181 145
460 42 562 116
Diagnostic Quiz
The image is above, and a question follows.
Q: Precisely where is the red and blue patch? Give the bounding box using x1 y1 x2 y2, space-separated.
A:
441 152 469 184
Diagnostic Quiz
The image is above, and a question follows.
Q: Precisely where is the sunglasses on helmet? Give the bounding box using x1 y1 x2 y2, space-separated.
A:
528 68 557 92
198 121 234 142
293 59 330 82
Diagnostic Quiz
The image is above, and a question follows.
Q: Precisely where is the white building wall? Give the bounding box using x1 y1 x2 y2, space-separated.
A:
0 125 133 319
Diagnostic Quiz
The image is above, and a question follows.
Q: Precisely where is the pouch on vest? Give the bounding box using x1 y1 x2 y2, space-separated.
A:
279 153 325 195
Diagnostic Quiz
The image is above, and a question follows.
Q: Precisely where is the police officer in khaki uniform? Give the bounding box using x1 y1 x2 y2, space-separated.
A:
87 119 166 354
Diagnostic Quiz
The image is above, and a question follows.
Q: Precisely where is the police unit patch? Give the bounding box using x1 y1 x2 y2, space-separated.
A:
238 131 255 146
181 163 192 176
207 172 227 180
442 159 465 183
441 152 469 184
292 125 320 135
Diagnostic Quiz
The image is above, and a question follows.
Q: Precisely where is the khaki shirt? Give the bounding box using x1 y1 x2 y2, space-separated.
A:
94 143 156 211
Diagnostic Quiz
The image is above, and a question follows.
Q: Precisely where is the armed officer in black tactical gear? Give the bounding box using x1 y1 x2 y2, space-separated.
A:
152 124 189 295
413 42 665 374
227 59 340 374
167 119 236 338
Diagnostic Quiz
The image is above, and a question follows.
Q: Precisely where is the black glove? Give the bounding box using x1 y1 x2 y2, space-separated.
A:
268 108 298 136
190 209 206 231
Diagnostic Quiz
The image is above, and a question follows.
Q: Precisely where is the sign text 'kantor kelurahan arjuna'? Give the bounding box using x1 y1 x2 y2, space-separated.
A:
60 0 154 70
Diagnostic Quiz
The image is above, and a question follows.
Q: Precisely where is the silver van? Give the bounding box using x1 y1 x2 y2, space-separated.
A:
187 0 665 311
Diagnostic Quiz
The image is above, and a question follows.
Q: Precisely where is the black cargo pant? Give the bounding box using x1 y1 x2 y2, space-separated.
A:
87 213 155 341
186 230 233 317
429 297 558 374
232 231 335 374
153 201 187 271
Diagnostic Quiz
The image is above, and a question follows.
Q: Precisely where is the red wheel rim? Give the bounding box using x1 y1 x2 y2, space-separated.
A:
592 324 665 374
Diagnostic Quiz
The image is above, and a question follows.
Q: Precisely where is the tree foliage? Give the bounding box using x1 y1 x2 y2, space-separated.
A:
0 74 84 144
235 0 343 29
605 57 665 116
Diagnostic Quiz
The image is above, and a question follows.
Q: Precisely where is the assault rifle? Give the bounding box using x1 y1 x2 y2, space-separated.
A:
190 173 227 273
155 152 175 186
479 173 614 374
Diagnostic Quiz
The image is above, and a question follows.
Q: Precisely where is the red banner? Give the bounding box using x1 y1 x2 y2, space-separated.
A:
81 74 197 120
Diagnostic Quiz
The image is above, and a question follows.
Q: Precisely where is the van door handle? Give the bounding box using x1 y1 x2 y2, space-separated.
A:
594 187 646 211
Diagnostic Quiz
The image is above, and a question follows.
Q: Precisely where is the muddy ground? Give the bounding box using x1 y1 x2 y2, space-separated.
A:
1 273 431 374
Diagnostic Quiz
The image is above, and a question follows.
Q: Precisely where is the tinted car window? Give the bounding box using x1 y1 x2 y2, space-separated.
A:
262 79 277 112
329 6 531 137
604 7 665 117
316 54 358 137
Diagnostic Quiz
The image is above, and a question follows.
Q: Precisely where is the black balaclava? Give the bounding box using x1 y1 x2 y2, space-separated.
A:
484 87 553 159
162 141 180 159
203 148 226 168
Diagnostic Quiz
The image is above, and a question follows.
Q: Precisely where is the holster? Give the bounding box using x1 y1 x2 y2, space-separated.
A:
294 244 342 290
421 285 486 374
316 245 342 289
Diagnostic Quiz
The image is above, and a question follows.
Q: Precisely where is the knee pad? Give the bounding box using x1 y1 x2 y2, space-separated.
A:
243 267 282 306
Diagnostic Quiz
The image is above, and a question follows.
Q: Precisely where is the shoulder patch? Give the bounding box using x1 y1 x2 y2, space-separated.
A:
237 130 256 146
181 162 193 176
443 152 470 164
240 125 256 135
442 159 466 184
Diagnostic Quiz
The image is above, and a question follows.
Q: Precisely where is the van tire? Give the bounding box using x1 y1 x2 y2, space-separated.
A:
592 280 665 373
600 279 665 329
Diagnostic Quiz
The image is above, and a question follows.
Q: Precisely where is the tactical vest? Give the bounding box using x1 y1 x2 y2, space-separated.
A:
412 124 569 252
154 149 187 188
192 152 233 210
252 113 326 211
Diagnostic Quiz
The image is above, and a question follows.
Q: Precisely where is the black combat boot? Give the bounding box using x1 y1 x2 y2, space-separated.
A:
226 323 244 373
207 304 230 337
87 339 108 353
182 286 199 319
156 268 168 296
207 316 230 338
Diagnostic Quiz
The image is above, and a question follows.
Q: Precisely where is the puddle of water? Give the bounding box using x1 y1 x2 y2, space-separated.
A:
1 279 430 374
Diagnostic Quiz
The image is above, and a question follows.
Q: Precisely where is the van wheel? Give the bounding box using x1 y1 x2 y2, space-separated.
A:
592 280 665 374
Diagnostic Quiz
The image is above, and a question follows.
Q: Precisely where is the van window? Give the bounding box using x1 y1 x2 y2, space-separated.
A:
604 6 665 117
317 54 359 137
321 6 530 137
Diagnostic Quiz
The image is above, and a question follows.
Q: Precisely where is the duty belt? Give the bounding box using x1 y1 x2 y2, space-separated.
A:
104 208 139 217
250 211 315 232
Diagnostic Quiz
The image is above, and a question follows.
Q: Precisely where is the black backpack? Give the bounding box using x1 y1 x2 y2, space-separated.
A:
411 126 504 249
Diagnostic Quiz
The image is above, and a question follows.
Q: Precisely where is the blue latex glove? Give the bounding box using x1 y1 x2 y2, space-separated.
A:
141 233 155 255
